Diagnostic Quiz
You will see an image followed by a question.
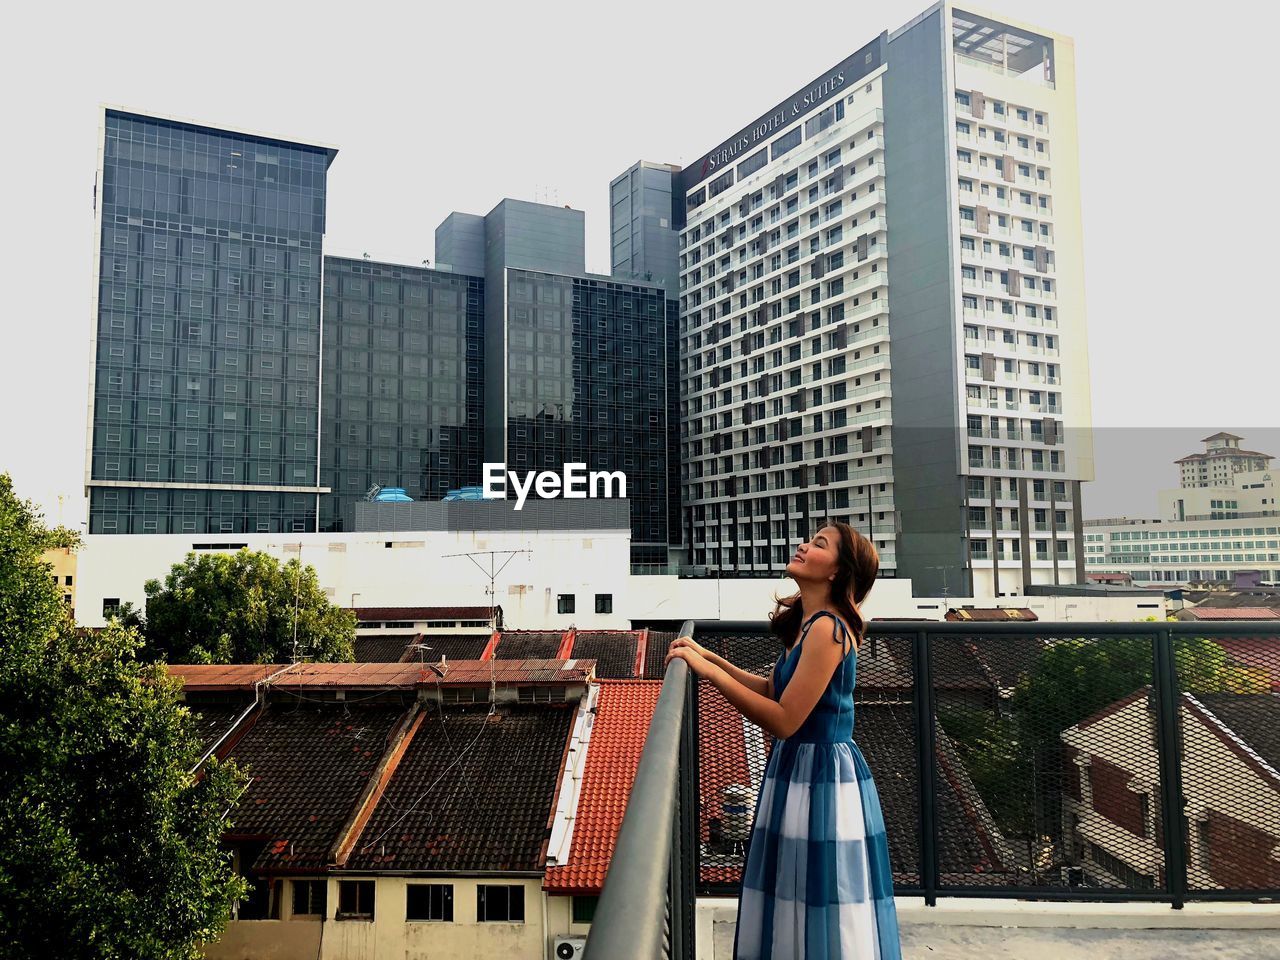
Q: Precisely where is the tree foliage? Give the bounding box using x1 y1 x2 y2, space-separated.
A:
138 549 355 664
0 473 247 958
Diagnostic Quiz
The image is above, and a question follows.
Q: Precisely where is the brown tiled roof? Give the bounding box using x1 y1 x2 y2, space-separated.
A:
354 635 414 663
227 704 408 872
544 681 662 893
569 631 641 679
187 701 252 752
352 606 496 622
1192 693 1280 779
959 636 1049 691
408 634 493 664
1180 607 1280 621
347 703 575 872
642 631 678 679
171 664 283 691
172 659 594 691
945 607 1038 622
494 631 565 660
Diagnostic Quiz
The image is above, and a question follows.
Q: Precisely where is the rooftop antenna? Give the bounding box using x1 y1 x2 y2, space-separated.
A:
291 542 303 663
441 548 532 707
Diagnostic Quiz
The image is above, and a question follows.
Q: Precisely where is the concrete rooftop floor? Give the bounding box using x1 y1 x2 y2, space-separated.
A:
699 897 1280 960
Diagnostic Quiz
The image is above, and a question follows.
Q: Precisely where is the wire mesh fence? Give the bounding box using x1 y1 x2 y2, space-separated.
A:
687 620 1280 905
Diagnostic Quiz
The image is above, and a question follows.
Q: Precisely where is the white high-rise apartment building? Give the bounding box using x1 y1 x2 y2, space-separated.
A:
613 3 1093 596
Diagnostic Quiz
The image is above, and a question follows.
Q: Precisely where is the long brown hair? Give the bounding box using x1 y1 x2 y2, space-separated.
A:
770 519 879 649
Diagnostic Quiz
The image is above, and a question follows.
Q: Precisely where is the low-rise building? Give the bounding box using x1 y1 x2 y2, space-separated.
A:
1062 686 1280 891
42 545 77 617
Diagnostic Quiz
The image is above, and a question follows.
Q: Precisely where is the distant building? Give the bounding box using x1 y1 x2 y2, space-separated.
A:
42 546 77 617
614 5 1096 595
436 199 680 566
1177 432 1274 489
1086 432 1279 587
1063 688 1280 891
86 108 337 535
319 258 484 530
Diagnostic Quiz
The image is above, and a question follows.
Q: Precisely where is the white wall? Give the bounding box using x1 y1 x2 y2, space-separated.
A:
76 529 631 630
78 530 1166 633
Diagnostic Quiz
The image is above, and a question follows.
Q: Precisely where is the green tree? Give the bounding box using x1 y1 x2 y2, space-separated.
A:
139 548 355 664
0 473 247 958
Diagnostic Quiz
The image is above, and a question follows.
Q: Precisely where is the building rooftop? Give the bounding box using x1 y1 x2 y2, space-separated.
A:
1177 607 1280 621
545 680 662 894
352 605 496 622
944 607 1039 622
346 703 575 873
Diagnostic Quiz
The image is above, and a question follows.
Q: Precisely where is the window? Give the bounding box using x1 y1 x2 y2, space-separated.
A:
557 594 576 615
406 883 453 922
572 895 598 924
594 593 613 614
102 598 121 618
477 884 525 923
337 880 375 920
292 880 327 918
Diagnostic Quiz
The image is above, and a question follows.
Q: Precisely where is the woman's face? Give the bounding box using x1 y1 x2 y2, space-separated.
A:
787 526 841 584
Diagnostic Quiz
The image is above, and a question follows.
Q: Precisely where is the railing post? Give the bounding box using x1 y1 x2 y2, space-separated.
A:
913 627 940 906
1153 624 1188 909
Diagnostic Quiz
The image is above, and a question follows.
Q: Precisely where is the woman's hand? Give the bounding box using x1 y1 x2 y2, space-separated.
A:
667 635 711 660
664 642 715 678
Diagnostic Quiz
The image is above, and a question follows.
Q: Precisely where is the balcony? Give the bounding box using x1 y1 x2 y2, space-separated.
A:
582 621 1280 960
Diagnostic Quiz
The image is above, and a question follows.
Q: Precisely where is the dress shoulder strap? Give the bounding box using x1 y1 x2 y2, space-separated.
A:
802 610 856 655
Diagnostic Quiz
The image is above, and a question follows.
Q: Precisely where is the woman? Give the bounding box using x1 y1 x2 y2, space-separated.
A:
666 520 901 960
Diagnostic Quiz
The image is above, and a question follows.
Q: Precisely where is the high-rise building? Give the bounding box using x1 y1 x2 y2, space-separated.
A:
319 257 484 531
86 108 336 534
613 3 1093 593
438 200 679 564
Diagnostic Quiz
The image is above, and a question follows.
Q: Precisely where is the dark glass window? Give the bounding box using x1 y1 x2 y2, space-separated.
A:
477 884 524 923
292 879 327 918
594 594 612 614
557 594 576 615
337 880 375 920
771 127 802 160
572 895 598 924
406 883 453 922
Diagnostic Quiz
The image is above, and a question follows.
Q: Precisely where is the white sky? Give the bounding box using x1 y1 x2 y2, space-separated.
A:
2 0 1276 530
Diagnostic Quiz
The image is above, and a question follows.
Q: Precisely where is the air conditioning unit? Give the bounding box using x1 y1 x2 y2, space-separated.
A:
553 936 586 960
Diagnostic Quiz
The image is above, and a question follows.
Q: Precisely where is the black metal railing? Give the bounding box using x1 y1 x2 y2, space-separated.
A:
586 620 1280 959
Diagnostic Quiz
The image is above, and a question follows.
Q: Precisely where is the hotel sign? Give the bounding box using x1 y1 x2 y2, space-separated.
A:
679 35 886 195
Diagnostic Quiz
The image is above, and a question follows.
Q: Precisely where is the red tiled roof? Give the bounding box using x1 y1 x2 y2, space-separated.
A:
1182 607 1280 621
544 680 661 894
352 606 496 621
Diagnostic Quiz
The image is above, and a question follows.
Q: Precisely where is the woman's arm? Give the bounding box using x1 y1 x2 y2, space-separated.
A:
668 618 842 739
670 635 772 698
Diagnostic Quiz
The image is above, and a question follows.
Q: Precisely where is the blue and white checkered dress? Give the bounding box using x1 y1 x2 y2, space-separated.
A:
733 611 901 960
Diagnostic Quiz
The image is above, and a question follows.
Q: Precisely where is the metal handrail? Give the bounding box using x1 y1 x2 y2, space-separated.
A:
583 621 696 960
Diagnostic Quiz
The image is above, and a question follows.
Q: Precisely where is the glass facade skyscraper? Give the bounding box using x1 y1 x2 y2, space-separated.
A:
87 109 335 534
320 257 484 530
502 270 674 562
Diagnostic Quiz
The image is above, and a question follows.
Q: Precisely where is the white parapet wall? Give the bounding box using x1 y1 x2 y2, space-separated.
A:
77 531 1168 631
75 528 633 630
